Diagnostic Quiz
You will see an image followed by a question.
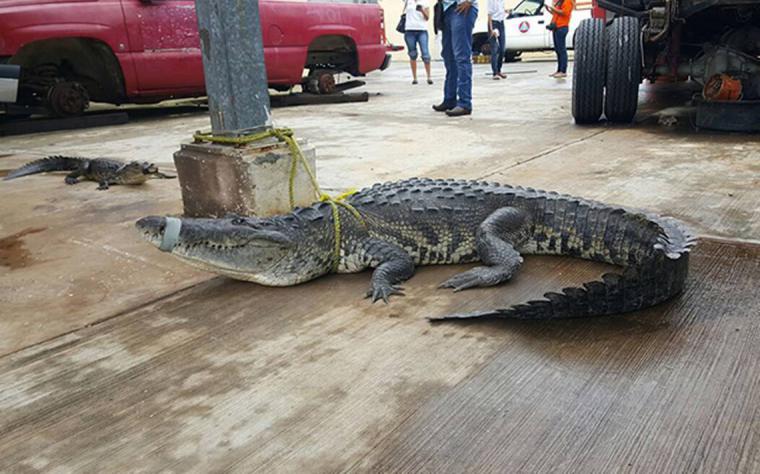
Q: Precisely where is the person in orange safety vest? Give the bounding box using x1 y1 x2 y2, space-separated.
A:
546 0 574 78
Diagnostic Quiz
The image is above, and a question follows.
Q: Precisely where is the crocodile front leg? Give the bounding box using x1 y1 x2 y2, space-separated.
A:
440 207 528 292
64 171 82 185
361 238 415 303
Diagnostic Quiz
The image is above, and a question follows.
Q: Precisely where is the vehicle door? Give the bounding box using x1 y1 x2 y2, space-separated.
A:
120 0 205 93
504 0 550 51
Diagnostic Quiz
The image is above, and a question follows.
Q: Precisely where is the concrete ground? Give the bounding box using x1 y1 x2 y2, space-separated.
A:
0 56 759 472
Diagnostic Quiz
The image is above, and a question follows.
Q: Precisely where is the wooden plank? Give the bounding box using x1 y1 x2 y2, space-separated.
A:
0 112 129 136
0 240 758 472
356 240 760 473
270 92 369 108
0 255 610 472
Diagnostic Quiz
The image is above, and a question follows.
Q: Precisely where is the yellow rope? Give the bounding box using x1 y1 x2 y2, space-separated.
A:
193 128 365 271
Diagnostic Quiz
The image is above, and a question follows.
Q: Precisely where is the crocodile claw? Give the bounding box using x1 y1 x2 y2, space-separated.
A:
365 284 405 303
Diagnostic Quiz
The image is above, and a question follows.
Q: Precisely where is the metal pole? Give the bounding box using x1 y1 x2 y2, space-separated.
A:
195 0 271 133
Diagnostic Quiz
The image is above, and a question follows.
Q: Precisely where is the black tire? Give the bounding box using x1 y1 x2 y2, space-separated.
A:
504 51 521 63
604 16 642 123
471 33 489 56
572 19 607 124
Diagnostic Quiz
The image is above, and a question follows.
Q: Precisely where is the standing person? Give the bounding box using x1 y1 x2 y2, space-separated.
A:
404 0 433 85
546 0 573 78
488 0 507 79
432 0 478 116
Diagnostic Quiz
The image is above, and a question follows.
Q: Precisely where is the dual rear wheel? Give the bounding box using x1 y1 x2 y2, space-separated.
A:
572 16 642 124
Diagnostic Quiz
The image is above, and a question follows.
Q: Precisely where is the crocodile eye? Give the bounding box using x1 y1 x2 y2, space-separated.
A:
231 217 246 226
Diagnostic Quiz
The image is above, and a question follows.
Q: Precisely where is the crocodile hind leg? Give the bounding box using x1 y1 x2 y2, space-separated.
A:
439 207 528 292
361 238 415 303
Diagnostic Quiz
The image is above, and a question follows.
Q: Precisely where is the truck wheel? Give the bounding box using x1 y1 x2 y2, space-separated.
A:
317 73 336 94
47 81 89 117
572 19 606 124
305 70 337 95
604 16 641 123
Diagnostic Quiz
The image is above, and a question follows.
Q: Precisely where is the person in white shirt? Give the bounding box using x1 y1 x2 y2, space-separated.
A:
404 0 433 85
488 0 507 79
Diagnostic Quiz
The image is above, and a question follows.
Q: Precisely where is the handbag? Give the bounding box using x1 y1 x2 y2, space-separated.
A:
396 0 408 33
434 0 444 34
396 13 406 33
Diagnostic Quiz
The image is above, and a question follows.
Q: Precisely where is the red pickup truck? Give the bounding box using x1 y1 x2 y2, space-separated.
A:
0 0 392 116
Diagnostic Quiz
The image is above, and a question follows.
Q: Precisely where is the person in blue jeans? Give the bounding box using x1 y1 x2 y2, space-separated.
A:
488 0 507 79
546 0 572 78
432 0 478 116
552 26 569 77
404 0 433 85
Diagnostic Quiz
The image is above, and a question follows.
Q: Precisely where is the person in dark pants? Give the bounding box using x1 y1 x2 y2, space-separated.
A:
432 0 478 116
546 0 573 78
488 0 507 79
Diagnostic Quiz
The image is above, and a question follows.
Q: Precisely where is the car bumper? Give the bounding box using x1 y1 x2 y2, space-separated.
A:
380 53 392 71
0 64 20 103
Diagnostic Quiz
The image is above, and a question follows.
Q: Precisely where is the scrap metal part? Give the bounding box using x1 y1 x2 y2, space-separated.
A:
695 98 760 132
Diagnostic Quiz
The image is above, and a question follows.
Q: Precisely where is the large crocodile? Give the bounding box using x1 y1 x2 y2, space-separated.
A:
4 155 174 190
136 178 695 320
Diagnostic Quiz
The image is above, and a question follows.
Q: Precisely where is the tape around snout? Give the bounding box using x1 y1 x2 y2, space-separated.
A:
159 217 182 252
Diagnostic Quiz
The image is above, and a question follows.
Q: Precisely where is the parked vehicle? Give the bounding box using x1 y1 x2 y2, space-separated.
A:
572 0 760 127
472 0 592 62
0 0 392 117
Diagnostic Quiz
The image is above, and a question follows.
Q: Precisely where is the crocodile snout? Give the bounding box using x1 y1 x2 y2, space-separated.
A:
136 216 177 251
136 216 165 235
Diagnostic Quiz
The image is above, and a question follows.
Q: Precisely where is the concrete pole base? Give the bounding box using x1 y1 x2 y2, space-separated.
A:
173 137 317 218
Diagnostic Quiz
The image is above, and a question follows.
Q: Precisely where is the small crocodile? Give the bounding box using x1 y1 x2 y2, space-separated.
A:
4 155 174 190
136 178 695 320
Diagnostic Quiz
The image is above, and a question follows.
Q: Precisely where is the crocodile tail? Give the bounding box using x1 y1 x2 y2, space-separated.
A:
4 156 86 180
431 217 697 321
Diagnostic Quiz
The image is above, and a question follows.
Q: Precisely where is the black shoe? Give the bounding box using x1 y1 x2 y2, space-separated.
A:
445 106 472 117
432 103 454 112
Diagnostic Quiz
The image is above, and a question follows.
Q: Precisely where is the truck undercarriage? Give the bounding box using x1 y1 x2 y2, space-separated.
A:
572 0 760 129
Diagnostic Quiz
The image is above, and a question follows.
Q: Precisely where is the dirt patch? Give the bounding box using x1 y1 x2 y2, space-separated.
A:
0 227 46 269
0 169 11 178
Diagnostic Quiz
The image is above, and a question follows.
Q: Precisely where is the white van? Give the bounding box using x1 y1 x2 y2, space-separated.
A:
472 0 592 62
